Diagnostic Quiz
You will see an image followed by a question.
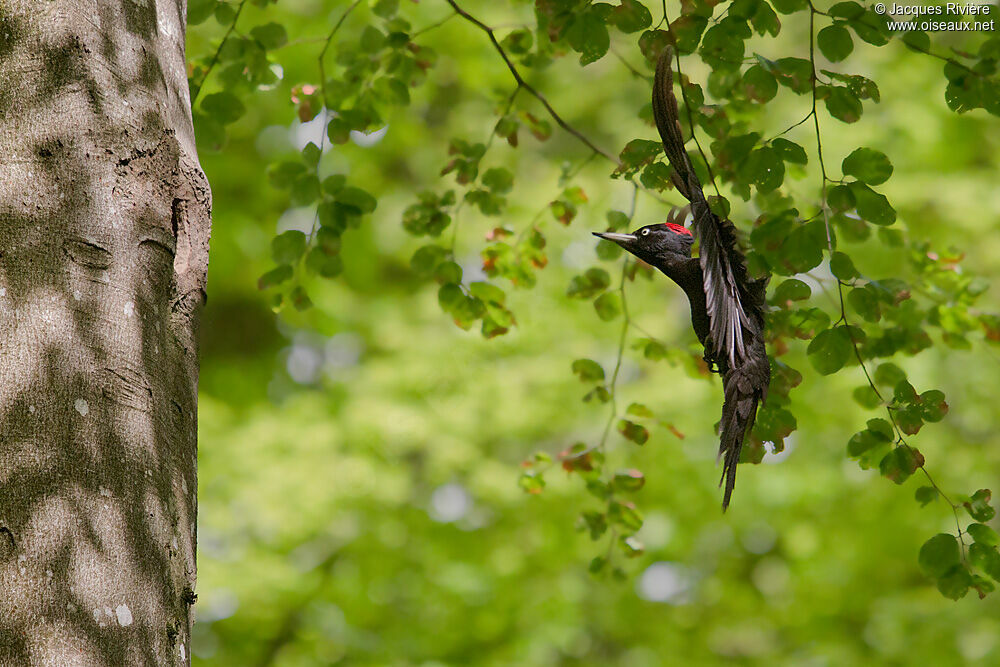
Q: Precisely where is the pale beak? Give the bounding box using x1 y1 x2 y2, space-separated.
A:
592 231 636 243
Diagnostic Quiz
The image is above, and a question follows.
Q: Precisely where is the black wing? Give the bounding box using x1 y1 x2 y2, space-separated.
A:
651 49 763 370
652 48 771 510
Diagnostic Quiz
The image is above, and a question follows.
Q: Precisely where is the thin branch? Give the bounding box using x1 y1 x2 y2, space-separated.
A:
767 110 815 143
449 86 521 254
412 12 456 37
610 46 652 81
305 0 363 246
807 1 966 556
190 0 248 104
444 0 618 164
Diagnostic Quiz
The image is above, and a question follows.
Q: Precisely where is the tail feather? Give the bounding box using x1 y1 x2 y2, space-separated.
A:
718 362 767 511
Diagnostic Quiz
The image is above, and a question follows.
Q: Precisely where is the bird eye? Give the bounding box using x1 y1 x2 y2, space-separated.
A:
641 228 650 236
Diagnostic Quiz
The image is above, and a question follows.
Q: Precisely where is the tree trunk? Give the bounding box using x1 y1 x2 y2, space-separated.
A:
0 0 209 663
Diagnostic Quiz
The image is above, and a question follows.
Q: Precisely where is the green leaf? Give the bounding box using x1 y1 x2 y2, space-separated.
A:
566 13 610 65
336 187 377 214
850 182 896 226
610 0 652 33
468 281 505 304
271 230 307 266
970 543 1000 584
661 18 704 56
824 86 863 123
842 148 893 185
617 419 649 445
360 25 386 52
770 57 813 94
700 22 746 71
829 1 865 19
482 167 514 194
305 245 343 279
201 91 245 125
501 29 533 55
322 175 346 196
817 24 853 62
572 358 605 382
373 0 399 16
773 278 811 304
771 138 807 165
606 210 630 231
743 64 778 103
867 418 894 441
847 428 891 468
827 184 856 212
920 390 949 422
268 161 307 189
744 146 785 193
567 267 611 298
214 2 236 24
608 499 644 532
626 403 654 418
257 265 293 290
969 523 999 546
593 292 622 321
373 77 410 105
902 29 931 52
770 0 808 14
852 384 881 409
897 405 926 436
807 326 852 375
612 469 646 492
301 142 321 168
749 0 781 36
289 285 312 311
830 251 858 280
290 174 320 206
848 286 880 322
250 22 288 50
965 489 995 522
518 471 545 494
920 534 962 577
777 220 825 275
614 139 662 178
848 9 890 47
915 486 939 506
640 162 673 191
579 508 608 539
879 444 924 484
437 282 464 312
434 261 462 285
874 362 906 387
936 564 972 600
620 536 645 558
188 0 218 25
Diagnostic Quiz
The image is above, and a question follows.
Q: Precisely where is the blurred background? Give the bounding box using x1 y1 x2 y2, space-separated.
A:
187 1 1000 664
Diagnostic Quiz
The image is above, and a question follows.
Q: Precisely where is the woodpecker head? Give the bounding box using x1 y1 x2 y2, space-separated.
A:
592 222 694 266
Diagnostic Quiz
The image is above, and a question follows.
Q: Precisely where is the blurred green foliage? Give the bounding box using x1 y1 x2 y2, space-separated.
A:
188 0 1000 663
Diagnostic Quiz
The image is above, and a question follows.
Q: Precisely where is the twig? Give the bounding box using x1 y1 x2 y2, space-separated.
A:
190 0 249 104
807 1 966 557
444 0 618 164
412 12 456 37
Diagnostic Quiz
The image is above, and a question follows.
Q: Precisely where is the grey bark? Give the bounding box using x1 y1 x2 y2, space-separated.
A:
0 0 209 664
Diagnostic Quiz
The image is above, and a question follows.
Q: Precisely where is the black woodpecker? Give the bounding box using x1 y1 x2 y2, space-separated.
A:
593 49 771 510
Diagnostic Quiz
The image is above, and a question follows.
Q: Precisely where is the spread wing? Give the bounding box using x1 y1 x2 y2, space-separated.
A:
651 48 761 370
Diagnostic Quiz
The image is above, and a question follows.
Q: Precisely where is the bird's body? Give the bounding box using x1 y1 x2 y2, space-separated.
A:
594 50 770 510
